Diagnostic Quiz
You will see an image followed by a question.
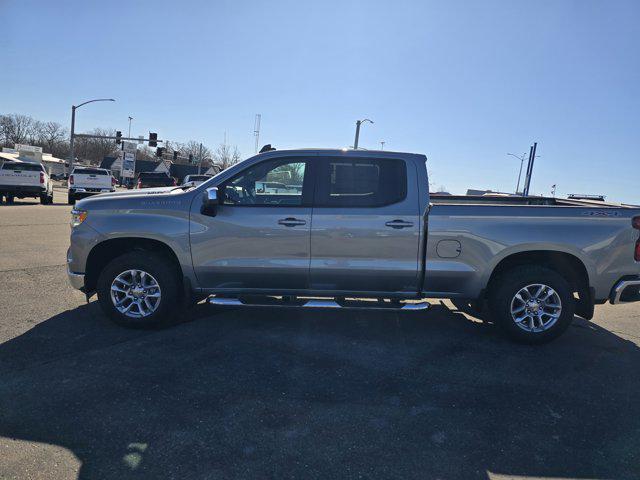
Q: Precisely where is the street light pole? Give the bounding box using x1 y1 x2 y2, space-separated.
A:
507 152 527 194
69 98 115 172
128 116 133 137
353 118 373 150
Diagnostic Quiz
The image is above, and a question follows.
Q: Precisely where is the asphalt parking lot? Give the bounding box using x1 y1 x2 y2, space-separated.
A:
0 188 639 480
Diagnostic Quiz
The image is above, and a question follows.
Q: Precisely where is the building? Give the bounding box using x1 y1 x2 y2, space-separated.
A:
466 189 515 196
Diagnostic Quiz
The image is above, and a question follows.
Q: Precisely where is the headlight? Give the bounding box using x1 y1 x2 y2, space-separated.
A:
70 209 88 228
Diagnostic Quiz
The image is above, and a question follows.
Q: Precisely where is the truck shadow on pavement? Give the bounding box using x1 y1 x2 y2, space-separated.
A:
0 301 639 479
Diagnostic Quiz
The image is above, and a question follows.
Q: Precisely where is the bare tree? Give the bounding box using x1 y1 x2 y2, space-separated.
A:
36 121 68 155
136 145 157 161
212 143 241 170
0 114 36 146
74 128 119 165
178 141 212 164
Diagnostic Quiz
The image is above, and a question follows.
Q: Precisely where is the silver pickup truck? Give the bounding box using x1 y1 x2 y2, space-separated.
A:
67 149 640 343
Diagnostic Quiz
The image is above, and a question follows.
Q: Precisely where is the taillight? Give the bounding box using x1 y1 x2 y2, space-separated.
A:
137 180 142 188
112 177 117 186
40 172 44 184
69 175 74 185
172 178 177 186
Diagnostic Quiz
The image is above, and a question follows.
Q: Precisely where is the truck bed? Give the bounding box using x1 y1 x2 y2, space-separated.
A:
430 194 638 209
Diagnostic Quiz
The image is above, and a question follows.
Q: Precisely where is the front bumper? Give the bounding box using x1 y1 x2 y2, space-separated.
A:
67 265 85 290
610 277 640 304
67 248 85 291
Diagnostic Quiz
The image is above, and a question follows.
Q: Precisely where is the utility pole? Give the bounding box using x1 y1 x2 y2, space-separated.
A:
128 116 133 137
254 114 261 154
69 98 115 172
380 141 385 150
198 142 203 174
353 118 373 150
507 152 527 194
523 142 538 196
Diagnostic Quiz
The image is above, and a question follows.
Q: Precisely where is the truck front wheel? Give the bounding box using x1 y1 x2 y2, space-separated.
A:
96 251 180 328
489 266 575 344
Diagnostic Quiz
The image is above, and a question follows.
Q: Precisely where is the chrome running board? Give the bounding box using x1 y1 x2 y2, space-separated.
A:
209 296 430 311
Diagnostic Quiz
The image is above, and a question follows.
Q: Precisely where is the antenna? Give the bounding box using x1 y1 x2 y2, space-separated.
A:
254 114 261 153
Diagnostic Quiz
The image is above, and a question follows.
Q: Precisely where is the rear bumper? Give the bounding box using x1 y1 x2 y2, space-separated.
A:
610 277 640 304
0 185 44 196
69 188 114 199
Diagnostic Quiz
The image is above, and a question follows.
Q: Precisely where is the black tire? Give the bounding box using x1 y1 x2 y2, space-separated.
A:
67 193 75 205
489 265 575 344
6 195 14 204
97 251 181 329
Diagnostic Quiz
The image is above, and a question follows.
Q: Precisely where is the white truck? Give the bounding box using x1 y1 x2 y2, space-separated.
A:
0 161 54 204
68 167 116 205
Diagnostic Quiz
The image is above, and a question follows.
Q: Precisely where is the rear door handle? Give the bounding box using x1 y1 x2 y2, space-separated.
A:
278 217 307 227
385 219 414 229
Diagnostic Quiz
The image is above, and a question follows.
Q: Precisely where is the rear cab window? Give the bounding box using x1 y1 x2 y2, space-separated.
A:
1 162 44 172
73 168 108 175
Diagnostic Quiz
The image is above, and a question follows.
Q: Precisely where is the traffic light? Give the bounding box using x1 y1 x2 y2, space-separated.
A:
115 131 122 144
173 151 178 161
189 154 194 163
156 147 165 158
149 132 157 148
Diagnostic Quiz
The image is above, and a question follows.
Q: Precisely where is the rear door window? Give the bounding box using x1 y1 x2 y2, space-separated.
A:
315 157 407 207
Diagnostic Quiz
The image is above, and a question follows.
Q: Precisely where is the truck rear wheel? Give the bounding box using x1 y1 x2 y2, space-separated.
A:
489 265 575 344
96 251 181 329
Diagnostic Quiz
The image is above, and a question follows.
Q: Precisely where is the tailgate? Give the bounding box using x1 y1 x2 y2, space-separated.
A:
73 173 112 189
0 170 40 187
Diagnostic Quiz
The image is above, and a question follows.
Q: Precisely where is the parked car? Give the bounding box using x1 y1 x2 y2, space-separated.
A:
68 166 116 205
136 172 177 189
182 174 212 186
0 160 53 204
67 149 640 344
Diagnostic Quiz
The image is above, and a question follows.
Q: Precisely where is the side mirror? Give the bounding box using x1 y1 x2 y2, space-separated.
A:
201 187 221 216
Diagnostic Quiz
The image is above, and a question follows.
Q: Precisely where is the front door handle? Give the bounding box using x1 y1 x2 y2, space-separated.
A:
278 217 307 227
385 219 414 229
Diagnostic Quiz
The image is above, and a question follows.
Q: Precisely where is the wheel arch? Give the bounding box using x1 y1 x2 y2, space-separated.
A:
85 237 184 295
484 249 594 319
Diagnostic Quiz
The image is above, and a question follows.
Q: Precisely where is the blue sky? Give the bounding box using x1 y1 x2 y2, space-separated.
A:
1 0 639 202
